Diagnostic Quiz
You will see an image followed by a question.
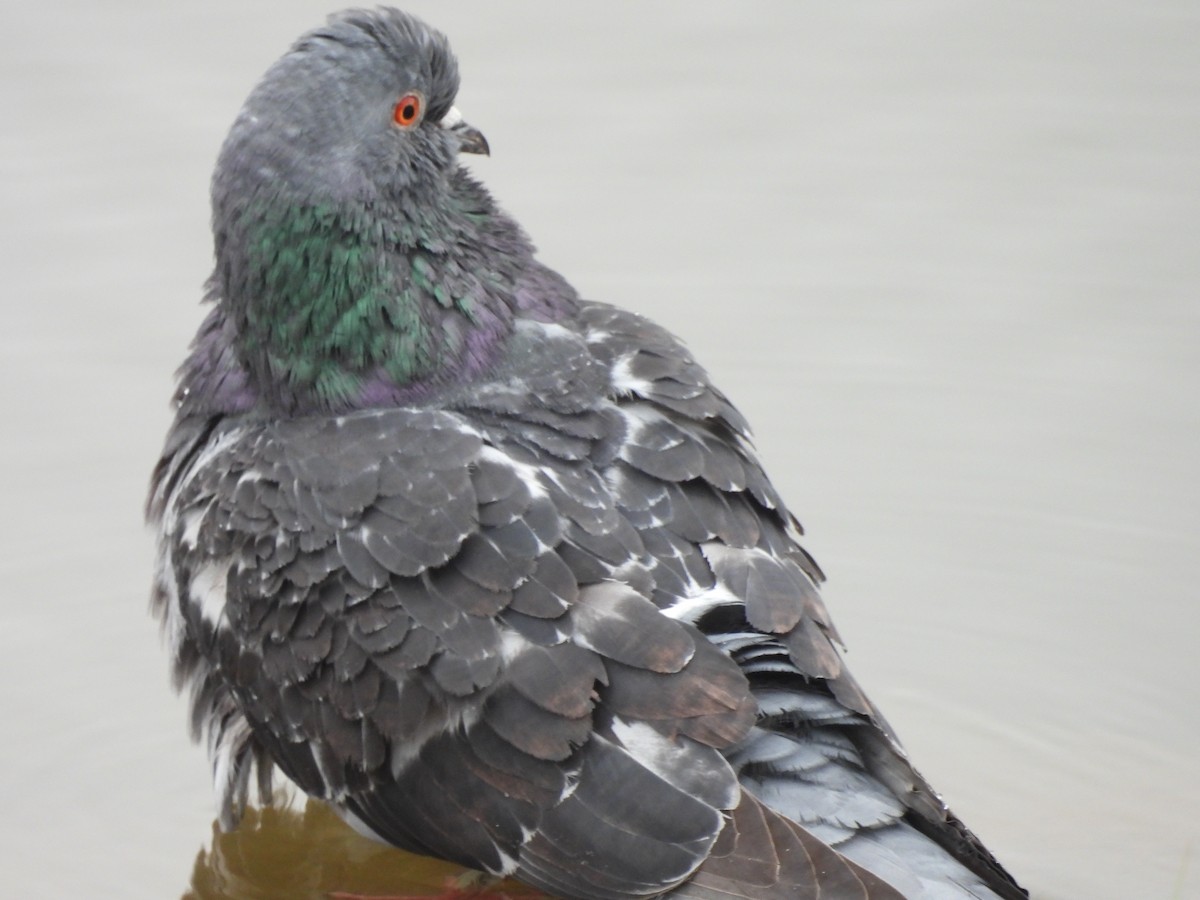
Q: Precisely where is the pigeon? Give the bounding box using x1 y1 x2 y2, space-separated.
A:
148 8 1027 899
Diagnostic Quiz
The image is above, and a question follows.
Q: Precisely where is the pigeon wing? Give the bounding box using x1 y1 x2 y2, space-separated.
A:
151 306 1024 899
154 399 752 897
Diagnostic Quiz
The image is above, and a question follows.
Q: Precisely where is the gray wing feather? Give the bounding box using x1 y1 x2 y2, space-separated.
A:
150 302 1025 899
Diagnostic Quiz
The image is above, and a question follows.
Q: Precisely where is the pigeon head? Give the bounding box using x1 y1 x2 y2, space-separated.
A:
200 8 565 415
215 8 481 205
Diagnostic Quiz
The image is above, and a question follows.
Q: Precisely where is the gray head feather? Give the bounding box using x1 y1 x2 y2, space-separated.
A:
214 8 461 210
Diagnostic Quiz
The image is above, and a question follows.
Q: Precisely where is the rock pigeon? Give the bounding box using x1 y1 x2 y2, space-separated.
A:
148 9 1027 899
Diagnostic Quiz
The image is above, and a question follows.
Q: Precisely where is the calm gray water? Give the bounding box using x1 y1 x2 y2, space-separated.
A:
3 2 1197 897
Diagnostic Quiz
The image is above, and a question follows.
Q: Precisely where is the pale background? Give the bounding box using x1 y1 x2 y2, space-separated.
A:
3 2 1198 898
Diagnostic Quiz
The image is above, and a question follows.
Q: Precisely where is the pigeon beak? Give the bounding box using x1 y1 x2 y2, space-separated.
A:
440 106 490 156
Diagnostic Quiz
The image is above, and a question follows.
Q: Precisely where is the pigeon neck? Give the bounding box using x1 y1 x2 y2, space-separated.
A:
214 174 526 414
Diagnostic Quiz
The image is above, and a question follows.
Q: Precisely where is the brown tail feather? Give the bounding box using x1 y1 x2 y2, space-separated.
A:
667 790 905 899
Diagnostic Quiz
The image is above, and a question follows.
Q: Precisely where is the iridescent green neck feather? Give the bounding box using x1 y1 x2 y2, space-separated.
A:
207 169 569 415
237 197 439 407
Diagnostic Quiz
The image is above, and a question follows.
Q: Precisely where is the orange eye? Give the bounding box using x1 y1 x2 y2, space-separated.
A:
393 93 422 128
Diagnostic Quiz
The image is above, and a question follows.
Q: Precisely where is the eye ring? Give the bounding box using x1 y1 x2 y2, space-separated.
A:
393 92 424 129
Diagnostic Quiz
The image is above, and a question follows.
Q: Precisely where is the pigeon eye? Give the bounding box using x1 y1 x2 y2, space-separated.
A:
393 93 423 128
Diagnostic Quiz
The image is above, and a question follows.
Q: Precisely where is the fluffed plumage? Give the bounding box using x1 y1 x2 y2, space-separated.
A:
148 9 1027 899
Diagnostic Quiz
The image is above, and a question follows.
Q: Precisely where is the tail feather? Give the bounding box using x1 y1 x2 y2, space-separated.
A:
667 790 906 899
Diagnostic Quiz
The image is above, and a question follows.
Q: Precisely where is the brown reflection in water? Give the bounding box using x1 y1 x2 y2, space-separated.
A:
183 800 552 900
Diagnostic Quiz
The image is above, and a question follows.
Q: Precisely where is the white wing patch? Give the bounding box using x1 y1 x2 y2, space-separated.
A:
189 559 233 630
609 353 654 396
477 444 549 501
658 582 742 624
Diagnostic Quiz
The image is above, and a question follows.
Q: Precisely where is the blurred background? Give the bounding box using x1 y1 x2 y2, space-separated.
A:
2 2 1197 897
